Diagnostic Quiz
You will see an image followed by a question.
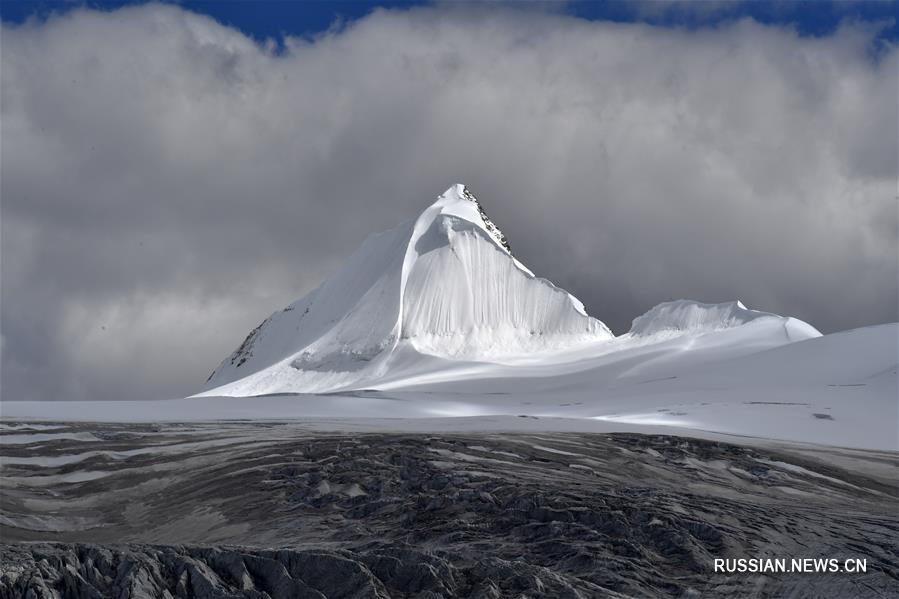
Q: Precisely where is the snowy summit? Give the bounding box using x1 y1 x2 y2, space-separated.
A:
201 184 613 396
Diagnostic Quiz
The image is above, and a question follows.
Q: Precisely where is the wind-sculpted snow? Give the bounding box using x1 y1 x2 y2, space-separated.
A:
402 214 608 358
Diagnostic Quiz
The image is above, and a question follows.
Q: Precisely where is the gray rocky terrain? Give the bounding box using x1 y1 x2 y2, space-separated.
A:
1 422 897 598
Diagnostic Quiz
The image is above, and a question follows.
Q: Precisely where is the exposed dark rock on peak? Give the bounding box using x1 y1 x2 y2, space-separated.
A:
459 184 512 254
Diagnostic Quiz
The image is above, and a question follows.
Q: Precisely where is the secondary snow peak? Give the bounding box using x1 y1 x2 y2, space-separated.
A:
628 299 821 339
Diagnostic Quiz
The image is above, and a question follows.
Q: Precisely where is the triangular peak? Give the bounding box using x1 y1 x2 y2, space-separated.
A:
427 184 512 254
199 184 613 396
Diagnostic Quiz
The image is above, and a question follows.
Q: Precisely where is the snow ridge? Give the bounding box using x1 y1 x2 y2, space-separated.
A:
461 186 511 253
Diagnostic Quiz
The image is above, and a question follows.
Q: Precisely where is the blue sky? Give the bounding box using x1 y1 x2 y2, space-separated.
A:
3 0 897 45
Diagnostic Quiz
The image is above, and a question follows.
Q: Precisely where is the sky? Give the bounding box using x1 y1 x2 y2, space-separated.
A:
1 0 897 402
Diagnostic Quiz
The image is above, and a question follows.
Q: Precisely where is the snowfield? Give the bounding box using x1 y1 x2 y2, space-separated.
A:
3 185 896 451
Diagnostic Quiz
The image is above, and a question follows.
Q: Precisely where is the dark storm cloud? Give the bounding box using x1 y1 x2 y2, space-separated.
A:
1 4 896 401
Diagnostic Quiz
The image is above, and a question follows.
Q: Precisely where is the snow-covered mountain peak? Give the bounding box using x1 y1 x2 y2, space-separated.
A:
441 183 468 198
197 184 830 401
430 184 512 254
198 185 613 396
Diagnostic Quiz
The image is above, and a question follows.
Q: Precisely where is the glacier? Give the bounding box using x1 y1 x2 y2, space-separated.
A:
3 184 896 451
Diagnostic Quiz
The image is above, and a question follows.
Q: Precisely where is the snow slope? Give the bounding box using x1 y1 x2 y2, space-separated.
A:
3 322 895 449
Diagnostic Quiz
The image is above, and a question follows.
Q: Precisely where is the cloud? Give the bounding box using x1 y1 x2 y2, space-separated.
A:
1 4 896 401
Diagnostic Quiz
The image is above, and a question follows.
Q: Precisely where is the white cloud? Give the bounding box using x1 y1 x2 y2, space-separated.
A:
1 4 895 401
